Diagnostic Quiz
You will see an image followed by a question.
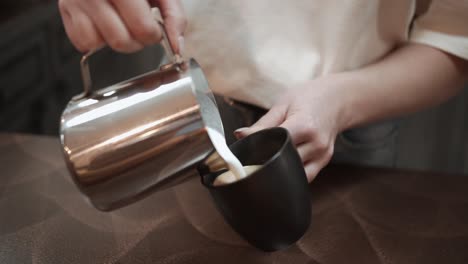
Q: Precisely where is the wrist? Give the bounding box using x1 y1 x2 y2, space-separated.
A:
311 73 362 133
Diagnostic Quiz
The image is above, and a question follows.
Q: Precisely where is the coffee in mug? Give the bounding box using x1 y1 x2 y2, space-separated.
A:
213 165 262 186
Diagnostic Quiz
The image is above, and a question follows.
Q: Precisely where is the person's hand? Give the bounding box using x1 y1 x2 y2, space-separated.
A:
235 77 349 182
58 0 186 53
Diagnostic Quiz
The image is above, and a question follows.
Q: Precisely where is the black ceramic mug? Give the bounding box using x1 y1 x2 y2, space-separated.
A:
199 127 311 252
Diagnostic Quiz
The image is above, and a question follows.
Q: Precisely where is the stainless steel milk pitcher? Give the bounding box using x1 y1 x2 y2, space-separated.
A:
60 21 224 211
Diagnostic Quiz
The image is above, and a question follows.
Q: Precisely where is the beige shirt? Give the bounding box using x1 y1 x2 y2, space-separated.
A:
183 0 468 108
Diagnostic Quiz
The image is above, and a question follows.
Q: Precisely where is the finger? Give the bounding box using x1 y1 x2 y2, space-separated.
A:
303 162 321 182
112 0 162 46
59 1 103 52
303 142 334 182
296 134 333 163
303 154 331 182
153 0 187 53
279 118 312 145
84 1 143 53
297 143 320 163
234 103 288 138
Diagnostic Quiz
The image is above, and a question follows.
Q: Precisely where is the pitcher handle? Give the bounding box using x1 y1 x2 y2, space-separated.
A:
75 20 183 101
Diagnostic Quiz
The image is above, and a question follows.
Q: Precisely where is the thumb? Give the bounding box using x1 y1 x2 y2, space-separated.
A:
153 0 187 54
234 103 287 139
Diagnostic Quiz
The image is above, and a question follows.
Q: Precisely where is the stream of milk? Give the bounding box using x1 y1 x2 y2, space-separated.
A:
206 127 247 180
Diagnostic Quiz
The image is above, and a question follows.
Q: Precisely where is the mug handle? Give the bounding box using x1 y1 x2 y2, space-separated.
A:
74 20 183 101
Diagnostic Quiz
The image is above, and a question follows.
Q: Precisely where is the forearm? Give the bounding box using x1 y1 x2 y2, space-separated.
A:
335 43 468 131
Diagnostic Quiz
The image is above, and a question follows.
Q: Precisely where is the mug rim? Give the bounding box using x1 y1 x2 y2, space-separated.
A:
201 126 291 189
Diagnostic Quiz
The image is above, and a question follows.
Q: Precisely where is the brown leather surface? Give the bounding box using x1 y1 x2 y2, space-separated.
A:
1 133 468 264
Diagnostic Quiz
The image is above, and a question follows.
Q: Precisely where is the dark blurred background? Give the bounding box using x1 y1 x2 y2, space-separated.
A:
0 1 164 134
0 1 467 173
